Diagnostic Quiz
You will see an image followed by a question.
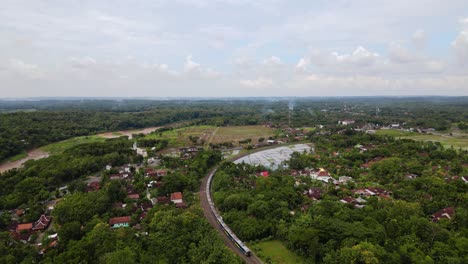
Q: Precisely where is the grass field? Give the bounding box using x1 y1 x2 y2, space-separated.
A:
37 125 276 156
145 125 275 147
212 126 275 143
399 134 468 150
251 240 305 264
375 129 418 137
145 125 217 146
376 129 468 149
301 127 316 132
39 135 108 155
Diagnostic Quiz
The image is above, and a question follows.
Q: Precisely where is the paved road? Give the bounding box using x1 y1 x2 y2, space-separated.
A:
199 167 263 264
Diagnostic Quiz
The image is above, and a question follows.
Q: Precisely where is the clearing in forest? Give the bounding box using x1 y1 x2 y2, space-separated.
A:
145 125 275 147
251 240 305 264
212 125 275 143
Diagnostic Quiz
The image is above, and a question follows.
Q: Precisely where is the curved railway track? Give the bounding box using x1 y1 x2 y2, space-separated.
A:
199 143 312 263
200 167 263 264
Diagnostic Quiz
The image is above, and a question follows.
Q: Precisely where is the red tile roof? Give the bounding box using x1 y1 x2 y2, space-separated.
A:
432 207 455 222
33 215 52 231
317 170 330 177
127 194 140 200
170 192 183 201
16 223 33 232
109 216 131 226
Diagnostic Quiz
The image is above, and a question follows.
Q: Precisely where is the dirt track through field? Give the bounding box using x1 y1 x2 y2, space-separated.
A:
0 149 49 173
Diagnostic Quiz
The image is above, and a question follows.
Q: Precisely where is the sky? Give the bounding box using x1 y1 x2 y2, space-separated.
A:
1 0 468 97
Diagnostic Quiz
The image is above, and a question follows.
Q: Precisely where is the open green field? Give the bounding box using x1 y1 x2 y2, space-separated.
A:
301 127 316 132
376 129 468 149
400 134 468 150
375 129 418 137
39 135 108 155
145 125 216 146
145 125 275 147
213 126 275 143
251 240 305 264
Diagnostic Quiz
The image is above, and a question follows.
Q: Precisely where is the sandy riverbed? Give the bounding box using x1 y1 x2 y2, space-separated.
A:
0 149 49 173
97 126 161 139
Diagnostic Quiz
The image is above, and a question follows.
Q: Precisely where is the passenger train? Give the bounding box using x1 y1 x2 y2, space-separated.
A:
206 170 252 257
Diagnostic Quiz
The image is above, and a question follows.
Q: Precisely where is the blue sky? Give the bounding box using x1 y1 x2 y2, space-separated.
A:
0 0 467 97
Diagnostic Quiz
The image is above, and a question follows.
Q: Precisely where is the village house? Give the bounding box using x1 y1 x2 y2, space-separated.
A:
405 174 419 180
109 174 122 180
145 169 168 179
340 196 365 208
338 120 355 126
305 187 322 200
109 216 131 228
311 168 336 183
86 181 100 192
156 196 170 205
170 192 183 204
338 176 354 184
175 202 188 209
432 207 455 222
127 194 140 200
122 164 132 173
257 171 269 178
352 187 391 197
16 223 33 233
32 214 52 231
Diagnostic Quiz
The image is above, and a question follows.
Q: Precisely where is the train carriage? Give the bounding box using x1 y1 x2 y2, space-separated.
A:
207 170 252 257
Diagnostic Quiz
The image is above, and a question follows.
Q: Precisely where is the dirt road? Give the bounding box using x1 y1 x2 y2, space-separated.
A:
0 149 49 173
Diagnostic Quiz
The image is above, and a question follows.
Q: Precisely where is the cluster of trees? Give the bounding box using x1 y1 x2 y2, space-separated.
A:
0 139 137 210
0 100 269 162
40 206 241 264
3 98 467 161
1 140 237 263
212 131 468 263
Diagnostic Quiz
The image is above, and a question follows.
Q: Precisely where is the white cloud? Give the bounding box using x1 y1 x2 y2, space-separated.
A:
70 56 97 68
0 1 468 96
263 56 282 66
388 43 419 63
184 55 219 78
452 19 468 66
295 58 309 72
412 29 427 49
7 59 44 79
239 77 273 88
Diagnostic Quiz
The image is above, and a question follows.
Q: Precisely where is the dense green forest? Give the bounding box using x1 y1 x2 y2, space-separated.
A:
212 132 468 263
2 97 467 162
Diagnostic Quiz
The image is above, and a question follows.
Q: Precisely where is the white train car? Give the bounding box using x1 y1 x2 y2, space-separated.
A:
206 169 252 257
